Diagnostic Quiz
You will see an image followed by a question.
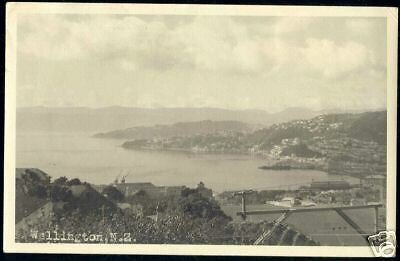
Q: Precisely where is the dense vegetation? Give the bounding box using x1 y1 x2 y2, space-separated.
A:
94 120 253 139
347 111 386 145
280 143 322 158
16 171 232 244
16 170 318 245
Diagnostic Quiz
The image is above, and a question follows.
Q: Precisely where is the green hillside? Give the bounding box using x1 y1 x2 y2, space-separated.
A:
95 120 253 139
347 111 386 144
122 111 386 152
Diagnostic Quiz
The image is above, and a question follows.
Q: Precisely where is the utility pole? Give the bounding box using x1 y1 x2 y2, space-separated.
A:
233 190 254 221
234 190 255 244
374 205 379 233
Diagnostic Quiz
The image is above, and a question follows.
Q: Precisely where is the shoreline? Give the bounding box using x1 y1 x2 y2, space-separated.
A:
121 145 271 159
120 146 370 182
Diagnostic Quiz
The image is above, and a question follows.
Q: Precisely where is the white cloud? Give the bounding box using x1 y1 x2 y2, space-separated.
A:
171 16 255 72
300 38 375 79
18 15 382 78
19 15 164 60
17 15 311 74
17 15 387 111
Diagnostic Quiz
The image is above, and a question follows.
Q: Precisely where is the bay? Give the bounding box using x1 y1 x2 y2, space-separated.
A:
16 132 359 192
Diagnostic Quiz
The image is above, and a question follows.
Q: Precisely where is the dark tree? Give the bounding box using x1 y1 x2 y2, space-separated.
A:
49 185 73 201
102 185 124 202
28 184 48 198
67 178 82 186
53 176 68 186
170 188 231 222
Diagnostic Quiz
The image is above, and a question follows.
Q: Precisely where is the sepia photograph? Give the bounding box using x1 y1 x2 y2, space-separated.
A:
4 2 398 257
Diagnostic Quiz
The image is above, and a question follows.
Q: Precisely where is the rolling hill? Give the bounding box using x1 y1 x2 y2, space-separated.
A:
94 120 253 139
16 106 365 133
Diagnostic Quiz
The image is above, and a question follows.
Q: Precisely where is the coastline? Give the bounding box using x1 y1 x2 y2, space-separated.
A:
120 145 385 183
120 144 270 159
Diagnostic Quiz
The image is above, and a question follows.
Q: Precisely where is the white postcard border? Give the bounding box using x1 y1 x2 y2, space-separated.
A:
4 2 398 257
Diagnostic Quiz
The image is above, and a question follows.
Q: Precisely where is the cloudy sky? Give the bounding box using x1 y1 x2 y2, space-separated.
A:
17 14 387 112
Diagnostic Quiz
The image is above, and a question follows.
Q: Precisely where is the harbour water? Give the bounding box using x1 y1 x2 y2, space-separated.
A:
16 132 359 192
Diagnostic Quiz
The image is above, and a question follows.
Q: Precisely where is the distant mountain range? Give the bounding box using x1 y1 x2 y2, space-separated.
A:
94 120 253 139
16 106 373 133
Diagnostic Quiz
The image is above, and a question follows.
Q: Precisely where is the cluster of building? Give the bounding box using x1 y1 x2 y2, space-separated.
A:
275 176 385 207
125 133 246 154
217 175 386 210
114 181 185 199
111 177 213 201
310 137 386 163
269 115 343 134
256 135 386 180
94 177 216 218
190 143 243 153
